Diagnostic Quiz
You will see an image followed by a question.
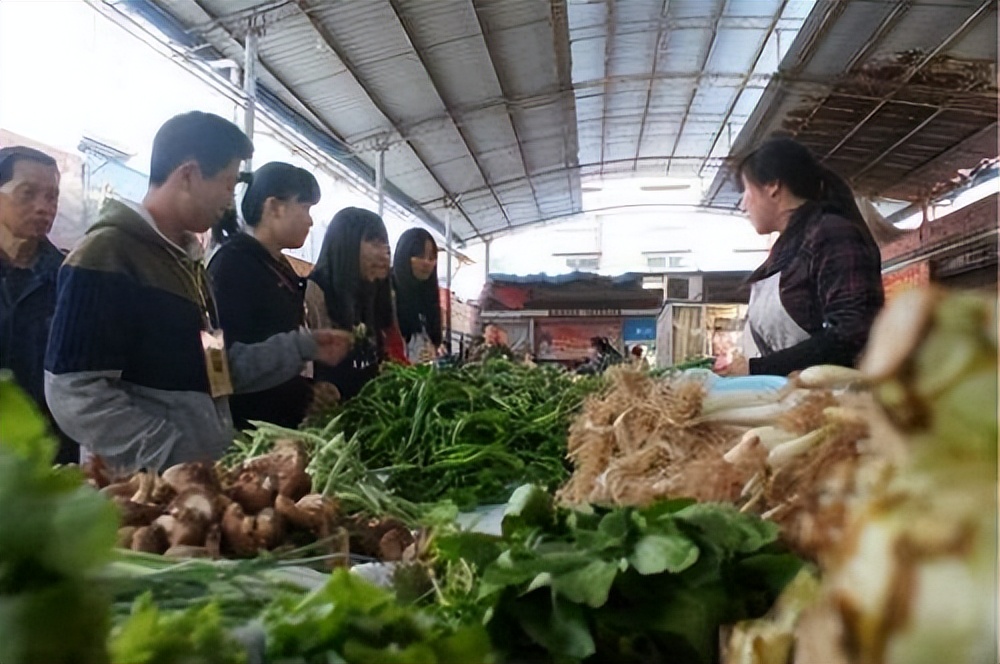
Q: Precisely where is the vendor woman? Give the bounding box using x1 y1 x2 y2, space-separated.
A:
719 137 884 377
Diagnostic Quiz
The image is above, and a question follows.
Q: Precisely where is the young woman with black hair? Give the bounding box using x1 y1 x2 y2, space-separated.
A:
717 136 884 377
392 227 443 362
305 207 407 400
207 161 321 429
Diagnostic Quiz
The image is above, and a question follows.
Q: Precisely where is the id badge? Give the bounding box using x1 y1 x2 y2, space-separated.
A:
201 329 234 398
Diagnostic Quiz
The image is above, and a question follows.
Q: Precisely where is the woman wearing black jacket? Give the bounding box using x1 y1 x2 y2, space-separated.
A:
208 161 320 429
392 228 443 362
305 207 401 400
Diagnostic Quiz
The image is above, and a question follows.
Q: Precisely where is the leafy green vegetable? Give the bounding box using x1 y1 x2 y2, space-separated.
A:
0 376 118 664
263 568 495 664
109 594 247 664
433 486 803 664
303 360 603 507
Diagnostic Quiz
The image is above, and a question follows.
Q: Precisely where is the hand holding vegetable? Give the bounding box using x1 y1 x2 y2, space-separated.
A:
311 328 354 366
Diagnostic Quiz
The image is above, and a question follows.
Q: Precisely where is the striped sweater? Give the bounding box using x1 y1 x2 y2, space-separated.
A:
44 199 317 472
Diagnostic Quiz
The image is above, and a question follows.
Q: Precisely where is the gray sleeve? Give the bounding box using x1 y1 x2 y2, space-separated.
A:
228 329 317 394
45 370 186 472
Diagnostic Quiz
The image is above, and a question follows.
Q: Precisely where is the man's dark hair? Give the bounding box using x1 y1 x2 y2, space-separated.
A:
148 111 253 186
0 146 58 188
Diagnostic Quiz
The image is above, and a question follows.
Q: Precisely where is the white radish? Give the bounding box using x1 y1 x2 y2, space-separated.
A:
724 426 799 465
797 365 866 389
767 428 828 469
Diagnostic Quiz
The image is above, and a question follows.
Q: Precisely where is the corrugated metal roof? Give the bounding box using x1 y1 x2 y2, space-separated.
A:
98 0 992 242
123 0 582 242
705 0 998 208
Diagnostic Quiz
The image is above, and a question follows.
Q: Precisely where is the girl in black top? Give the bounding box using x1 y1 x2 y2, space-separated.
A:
305 207 395 400
208 161 320 429
392 228 443 362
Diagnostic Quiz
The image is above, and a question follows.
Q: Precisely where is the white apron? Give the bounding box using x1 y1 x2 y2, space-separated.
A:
743 272 810 359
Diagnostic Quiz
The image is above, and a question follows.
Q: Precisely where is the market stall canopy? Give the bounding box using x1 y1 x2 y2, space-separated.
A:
705 0 998 208
94 0 994 243
95 0 818 243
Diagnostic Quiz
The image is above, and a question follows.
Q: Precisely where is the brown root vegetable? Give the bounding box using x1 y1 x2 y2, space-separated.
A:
379 528 415 562
99 475 143 500
131 524 168 554
169 487 219 523
155 513 208 548
113 496 165 527
205 524 222 558
226 470 278 514
161 462 221 493
252 508 285 550
220 503 257 557
275 494 339 534
346 515 409 558
116 526 137 549
130 470 158 504
240 439 312 500
164 545 211 559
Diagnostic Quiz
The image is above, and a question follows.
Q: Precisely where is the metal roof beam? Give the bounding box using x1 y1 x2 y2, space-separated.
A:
599 0 616 177
385 0 512 230
697 0 789 176
821 0 994 162
470 0 545 222
667 0 726 175
293 0 484 239
633 0 670 173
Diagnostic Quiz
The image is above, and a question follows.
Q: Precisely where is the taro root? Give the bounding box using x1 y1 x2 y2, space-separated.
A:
116 526 137 549
205 524 222 559
253 508 285 550
226 470 278 514
346 515 410 559
164 545 210 559
275 493 339 535
161 461 221 493
99 474 143 500
131 524 168 554
168 487 220 523
220 503 258 557
154 513 208 549
112 496 165 527
378 527 415 562
239 439 312 501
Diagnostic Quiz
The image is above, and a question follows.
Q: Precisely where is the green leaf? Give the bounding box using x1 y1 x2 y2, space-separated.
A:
512 590 595 660
502 484 554 536
674 503 780 555
596 509 630 546
629 531 700 576
433 531 503 570
552 560 619 608
0 377 55 471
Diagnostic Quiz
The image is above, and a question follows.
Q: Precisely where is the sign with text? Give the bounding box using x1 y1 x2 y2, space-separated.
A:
547 308 622 317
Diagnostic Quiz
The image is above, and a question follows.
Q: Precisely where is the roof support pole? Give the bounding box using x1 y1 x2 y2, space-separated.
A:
242 25 258 168
445 203 454 353
484 238 492 284
375 146 386 219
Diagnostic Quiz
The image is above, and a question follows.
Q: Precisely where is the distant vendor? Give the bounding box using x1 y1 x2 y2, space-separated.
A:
718 137 884 377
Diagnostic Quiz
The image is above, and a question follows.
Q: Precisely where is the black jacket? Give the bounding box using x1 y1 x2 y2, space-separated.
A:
208 234 312 429
1 239 77 463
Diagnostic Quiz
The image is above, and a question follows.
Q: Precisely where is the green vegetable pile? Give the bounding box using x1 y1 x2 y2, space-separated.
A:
315 360 603 507
264 568 494 664
431 486 804 664
0 376 118 664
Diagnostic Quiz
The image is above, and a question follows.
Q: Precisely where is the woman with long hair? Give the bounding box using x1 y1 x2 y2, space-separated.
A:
392 227 443 362
718 136 884 376
306 207 403 399
207 161 321 428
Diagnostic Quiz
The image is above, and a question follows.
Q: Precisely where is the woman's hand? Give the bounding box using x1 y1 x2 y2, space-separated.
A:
714 354 749 377
311 329 354 366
